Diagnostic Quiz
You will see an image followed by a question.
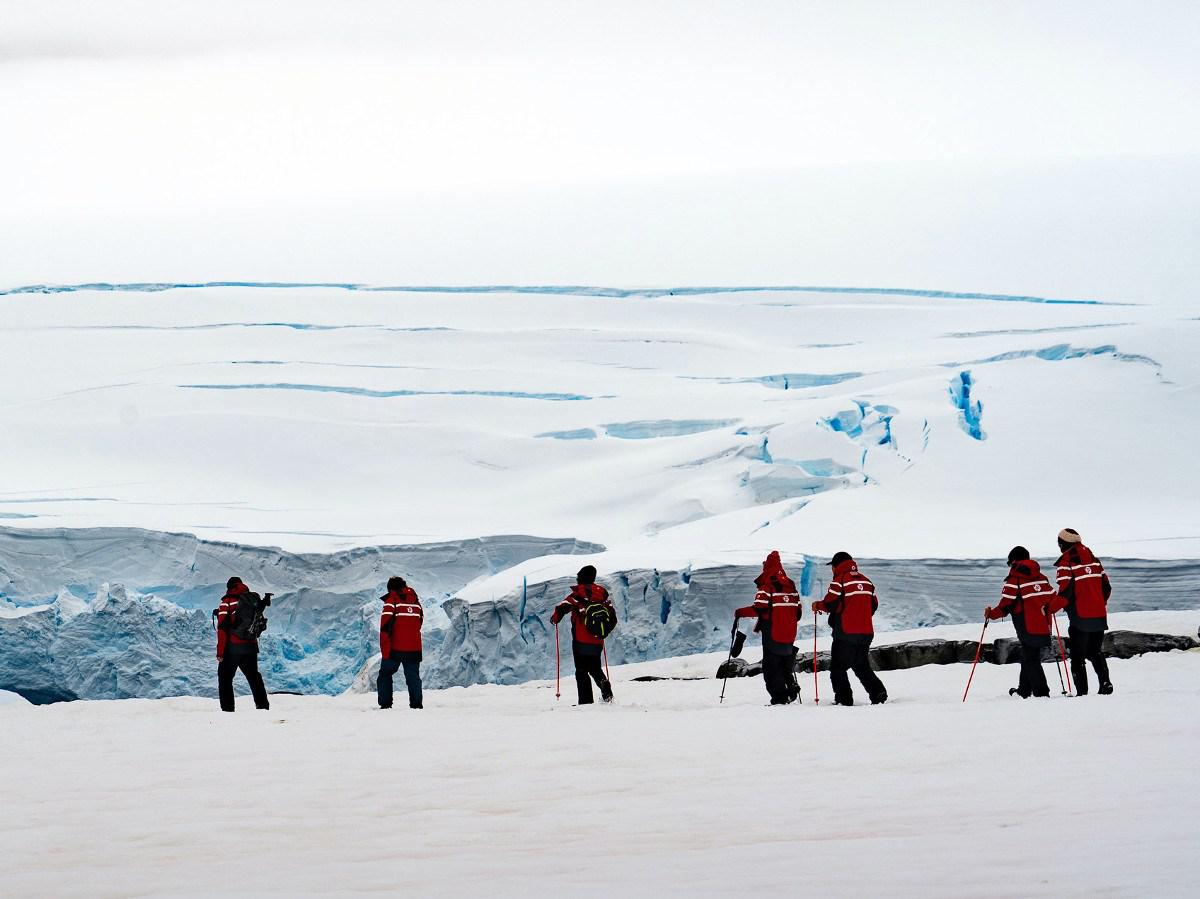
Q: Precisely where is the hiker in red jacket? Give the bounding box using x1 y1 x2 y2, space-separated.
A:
550 565 616 704
378 576 424 709
986 546 1066 698
812 552 887 706
1055 528 1114 695
215 576 270 712
735 551 801 705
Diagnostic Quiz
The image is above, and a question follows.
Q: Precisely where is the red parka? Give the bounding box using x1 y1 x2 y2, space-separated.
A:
380 587 423 657
987 559 1065 646
1055 543 1111 633
735 552 801 647
216 582 255 657
814 559 877 645
552 583 614 646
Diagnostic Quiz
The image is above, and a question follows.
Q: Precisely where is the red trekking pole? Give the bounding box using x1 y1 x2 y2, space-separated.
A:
813 611 821 705
1052 612 1073 696
962 617 989 702
602 642 610 681
554 622 561 701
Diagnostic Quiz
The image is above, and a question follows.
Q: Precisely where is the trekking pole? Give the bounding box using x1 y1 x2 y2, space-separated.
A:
1052 645 1068 695
602 643 610 682
719 624 738 703
1052 612 1073 696
554 621 561 701
813 612 821 705
962 617 989 703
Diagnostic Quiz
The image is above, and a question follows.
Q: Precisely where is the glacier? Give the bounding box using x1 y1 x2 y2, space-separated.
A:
3 524 1199 702
0 526 601 702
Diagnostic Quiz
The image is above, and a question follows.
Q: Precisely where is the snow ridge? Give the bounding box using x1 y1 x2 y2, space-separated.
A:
0 281 1126 305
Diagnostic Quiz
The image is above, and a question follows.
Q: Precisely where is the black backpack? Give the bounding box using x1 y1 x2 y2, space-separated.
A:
230 592 269 641
582 598 617 639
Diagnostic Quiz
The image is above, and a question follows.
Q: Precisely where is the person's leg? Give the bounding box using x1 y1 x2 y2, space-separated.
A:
1068 625 1089 696
1027 645 1050 697
785 648 801 703
850 643 887 704
764 652 790 704
217 656 237 712
1087 632 1112 693
573 645 595 704
402 660 423 708
829 640 853 705
238 652 270 710
377 654 400 708
589 653 613 702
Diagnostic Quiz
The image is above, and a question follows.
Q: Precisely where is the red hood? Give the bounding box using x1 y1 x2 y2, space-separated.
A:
1055 544 1096 567
1010 559 1044 579
832 559 859 578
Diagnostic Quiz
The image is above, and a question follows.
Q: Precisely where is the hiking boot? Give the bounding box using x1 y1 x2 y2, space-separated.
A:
1098 682 1114 695
870 694 887 705
600 679 614 703
1008 688 1029 698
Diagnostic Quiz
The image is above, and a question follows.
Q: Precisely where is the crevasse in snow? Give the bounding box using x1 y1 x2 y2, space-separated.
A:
948 371 985 440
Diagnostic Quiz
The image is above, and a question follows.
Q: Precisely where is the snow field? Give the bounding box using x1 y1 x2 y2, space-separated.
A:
2 638 1197 897
2 285 1198 562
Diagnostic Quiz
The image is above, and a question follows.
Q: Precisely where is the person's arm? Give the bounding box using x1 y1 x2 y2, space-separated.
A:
379 608 394 657
549 598 574 624
812 580 840 613
216 597 230 658
986 595 1013 621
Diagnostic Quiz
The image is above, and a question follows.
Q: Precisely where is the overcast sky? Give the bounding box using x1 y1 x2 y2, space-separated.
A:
1 1 1197 300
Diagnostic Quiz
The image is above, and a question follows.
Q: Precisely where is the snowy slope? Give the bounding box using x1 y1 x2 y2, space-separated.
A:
2 284 1197 564
2 636 1198 898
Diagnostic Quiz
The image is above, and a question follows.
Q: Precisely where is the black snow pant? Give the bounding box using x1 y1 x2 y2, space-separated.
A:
830 639 887 706
1014 641 1050 698
1068 626 1110 695
762 648 799 705
218 644 269 712
378 652 423 709
573 642 612 704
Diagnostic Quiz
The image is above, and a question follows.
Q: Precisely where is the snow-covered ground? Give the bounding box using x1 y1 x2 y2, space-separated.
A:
3 612 1197 898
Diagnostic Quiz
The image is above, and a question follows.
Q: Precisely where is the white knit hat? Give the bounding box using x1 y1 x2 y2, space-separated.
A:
1058 528 1082 544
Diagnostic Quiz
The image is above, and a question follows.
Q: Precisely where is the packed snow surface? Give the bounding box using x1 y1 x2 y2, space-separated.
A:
2 621 1197 898
1 283 1198 566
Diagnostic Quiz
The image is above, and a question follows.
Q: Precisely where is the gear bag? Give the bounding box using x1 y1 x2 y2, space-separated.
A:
582 598 617 640
229 591 269 641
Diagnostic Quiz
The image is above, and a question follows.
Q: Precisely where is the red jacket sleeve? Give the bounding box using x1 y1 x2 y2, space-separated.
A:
986 596 1014 621
215 595 232 657
814 580 842 614
734 605 759 619
1046 594 1068 615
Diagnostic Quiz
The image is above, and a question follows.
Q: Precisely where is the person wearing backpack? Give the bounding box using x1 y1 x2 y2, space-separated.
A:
550 565 616 704
1054 528 1114 695
377 576 424 710
985 546 1067 698
734 551 802 705
812 552 887 706
215 576 270 712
